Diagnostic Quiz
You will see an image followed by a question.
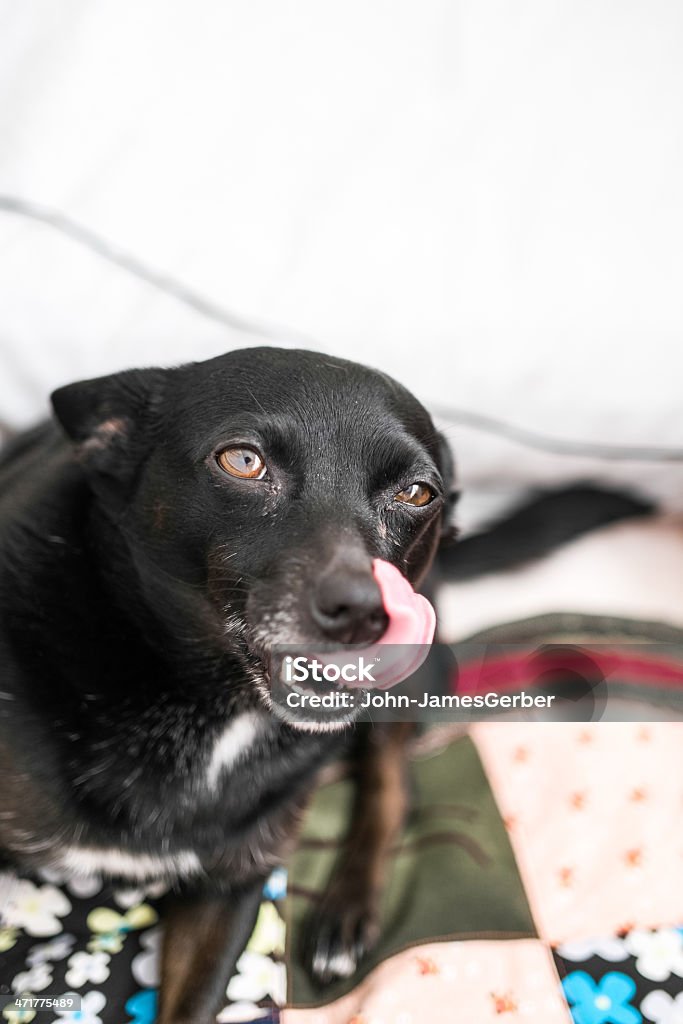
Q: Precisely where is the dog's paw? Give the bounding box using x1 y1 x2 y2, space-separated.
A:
307 897 380 986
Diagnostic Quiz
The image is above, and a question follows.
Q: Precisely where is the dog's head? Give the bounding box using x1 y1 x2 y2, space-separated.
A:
52 348 456 712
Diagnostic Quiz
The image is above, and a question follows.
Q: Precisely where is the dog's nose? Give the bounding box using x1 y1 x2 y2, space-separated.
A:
311 569 388 644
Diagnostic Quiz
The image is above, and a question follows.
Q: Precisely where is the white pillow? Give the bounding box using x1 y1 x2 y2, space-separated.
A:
1 0 682 518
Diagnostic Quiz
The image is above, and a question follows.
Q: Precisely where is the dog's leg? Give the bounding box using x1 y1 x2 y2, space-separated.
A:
157 883 263 1024
308 720 413 984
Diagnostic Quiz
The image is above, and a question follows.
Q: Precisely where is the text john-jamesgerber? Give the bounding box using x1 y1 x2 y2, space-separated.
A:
285 691 557 710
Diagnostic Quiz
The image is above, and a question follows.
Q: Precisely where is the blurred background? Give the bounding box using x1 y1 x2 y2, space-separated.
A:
1 0 683 533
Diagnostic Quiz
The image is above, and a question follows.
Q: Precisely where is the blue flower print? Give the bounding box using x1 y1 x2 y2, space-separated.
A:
563 970 641 1024
124 988 157 1024
263 868 286 901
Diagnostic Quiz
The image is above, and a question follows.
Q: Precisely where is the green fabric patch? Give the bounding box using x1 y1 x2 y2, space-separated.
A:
287 733 535 1007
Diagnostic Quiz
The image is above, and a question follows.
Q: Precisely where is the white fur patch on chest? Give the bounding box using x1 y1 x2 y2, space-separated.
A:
58 846 202 881
205 710 264 792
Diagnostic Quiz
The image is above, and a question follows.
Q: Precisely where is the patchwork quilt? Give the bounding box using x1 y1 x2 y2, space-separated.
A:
1 614 682 1024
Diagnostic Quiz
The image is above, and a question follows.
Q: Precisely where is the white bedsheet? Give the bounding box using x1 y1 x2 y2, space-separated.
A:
1 1 682 517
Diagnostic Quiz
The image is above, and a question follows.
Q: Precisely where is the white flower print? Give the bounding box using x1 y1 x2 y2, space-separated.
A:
38 868 103 900
52 990 106 1024
62 875 103 900
64 951 111 988
111 886 145 909
131 925 163 987
27 935 77 967
624 928 683 982
217 1004 269 1022
226 951 286 1005
12 962 53 993
4 880 71 937
641 990 683 1024
113 880 168 908
556 935 628 962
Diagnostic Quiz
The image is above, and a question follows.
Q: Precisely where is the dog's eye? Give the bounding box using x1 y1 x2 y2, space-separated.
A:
216 446 267 480
394 483 434 507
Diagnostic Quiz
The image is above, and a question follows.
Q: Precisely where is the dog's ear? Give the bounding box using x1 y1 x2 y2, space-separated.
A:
51 367 167 490
435 431 459 545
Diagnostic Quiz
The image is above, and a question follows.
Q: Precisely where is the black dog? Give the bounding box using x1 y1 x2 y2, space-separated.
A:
0 345 652 1022
0 347 456 1023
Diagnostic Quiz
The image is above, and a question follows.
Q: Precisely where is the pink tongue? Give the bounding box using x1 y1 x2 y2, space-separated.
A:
372 559 436 647
313 560 436 691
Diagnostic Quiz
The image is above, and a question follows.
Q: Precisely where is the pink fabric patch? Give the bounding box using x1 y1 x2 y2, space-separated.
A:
283 939 572 1024
472 722 683 944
